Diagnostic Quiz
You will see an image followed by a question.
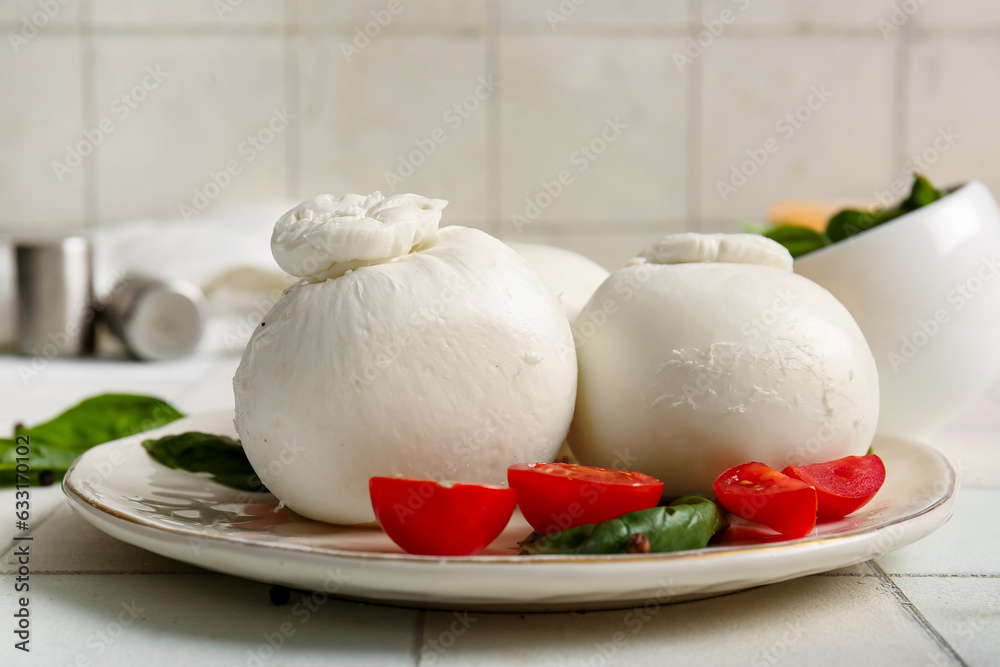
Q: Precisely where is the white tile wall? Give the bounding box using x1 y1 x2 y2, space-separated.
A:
92 34 288 224
907 36 1000 193
914 0 1000 30
298 0 488 30
0 0 80 26
499 34 688 230
296 32 490 227
699 35 895 223
90 0 284 27
700 0 897 31
0 34 86 229
1 0 999 256
500 0 688 30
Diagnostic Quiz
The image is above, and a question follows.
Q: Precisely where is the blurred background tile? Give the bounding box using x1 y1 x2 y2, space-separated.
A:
0 0 80 26
298 0 488 30
501 0 687 30
499 34 687 232
913 0 1000 31
91 34 288 224
0 1 997 257
90 0 285 27
699 36 895 226
906 36 1000 196
500 226 670 271
0 34 86 231
296 33 490 228
700 0 897 31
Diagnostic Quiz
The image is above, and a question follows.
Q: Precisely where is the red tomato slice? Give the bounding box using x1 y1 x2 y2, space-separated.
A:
507 462 664 534
369 477 516 556
713 462 817 538
782 454 886 519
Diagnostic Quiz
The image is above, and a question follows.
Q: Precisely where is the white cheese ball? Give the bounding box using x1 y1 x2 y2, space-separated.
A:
569 233 879 497
234 194 577 525
508 243 610 324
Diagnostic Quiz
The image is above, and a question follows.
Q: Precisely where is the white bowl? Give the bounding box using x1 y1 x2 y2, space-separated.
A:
794 180 1000 438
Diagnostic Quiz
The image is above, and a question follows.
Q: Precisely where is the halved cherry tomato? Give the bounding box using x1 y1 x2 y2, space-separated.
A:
713 462 817 538
782 454 886 519
507 462 664 534
369 476 516 556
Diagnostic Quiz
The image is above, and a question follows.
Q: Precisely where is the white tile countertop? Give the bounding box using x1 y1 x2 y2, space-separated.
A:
1 354 998 666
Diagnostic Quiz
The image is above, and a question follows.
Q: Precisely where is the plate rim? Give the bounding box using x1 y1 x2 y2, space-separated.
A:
62 410 958 568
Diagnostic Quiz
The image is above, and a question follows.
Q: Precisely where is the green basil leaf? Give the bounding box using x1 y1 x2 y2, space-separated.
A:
0 394 185 488
142 432 268 493
825 209 884 243
519 496 725 556
761 225 831 258
899 173 943 213
15 394 184 452
0 439 73 486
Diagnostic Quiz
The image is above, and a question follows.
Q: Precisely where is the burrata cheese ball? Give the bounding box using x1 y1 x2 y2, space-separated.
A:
234 192 578 525
569 233 879 497
508 243 610 323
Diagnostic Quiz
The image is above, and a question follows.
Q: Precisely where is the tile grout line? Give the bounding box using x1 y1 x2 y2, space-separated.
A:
686 0 701 232
10 22 1000 38
485 0 501 237
891 18 912 175
0 501 65 562
870 561 970 667
80 1 97 227
283 0 301 201
410 608 427 667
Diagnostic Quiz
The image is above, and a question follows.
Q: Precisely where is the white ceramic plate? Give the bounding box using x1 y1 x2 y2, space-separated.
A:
63 411 956 612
